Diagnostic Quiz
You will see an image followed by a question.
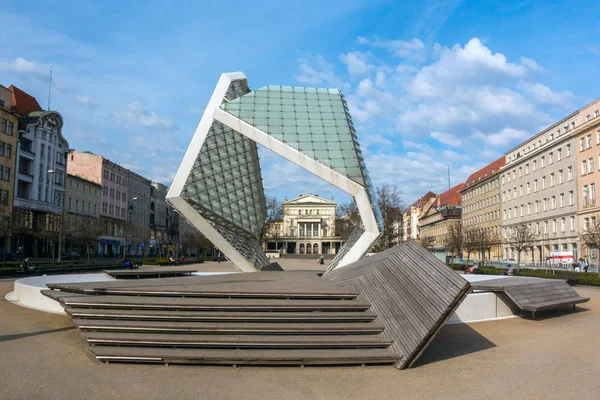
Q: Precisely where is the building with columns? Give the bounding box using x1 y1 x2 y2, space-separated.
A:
264 194 342 255
10 85 68 257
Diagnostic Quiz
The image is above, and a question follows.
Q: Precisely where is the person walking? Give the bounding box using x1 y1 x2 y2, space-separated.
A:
217 251 221 264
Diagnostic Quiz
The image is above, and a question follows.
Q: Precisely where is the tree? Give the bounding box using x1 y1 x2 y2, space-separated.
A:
336 199 359 240
39 213 62 264
418 235 435 250
259 196 282 245
376 184 404 250
505 224 535 271
73 218 104 263
0 207 15 266
444 221 463 261
581 216 600 277
463 229 478 267
122 220 136 259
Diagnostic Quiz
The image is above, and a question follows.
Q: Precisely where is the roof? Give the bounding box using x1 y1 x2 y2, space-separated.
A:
437 183 466 207
9 85 42 115
410 191 437 208
283 194 335 205
464 157 505 187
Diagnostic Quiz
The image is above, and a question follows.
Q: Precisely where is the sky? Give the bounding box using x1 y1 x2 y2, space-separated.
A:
1 0 599 206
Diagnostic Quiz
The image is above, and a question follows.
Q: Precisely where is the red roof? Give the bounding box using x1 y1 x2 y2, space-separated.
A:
437 183 466 207
9 85 42 115
465 157 505 187
410 191 437 208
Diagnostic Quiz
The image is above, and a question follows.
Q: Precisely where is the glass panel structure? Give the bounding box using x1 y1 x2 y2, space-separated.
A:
169 72 382 272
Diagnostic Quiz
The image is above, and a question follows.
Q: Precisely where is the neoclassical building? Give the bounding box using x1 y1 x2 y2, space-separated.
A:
264 194 342 255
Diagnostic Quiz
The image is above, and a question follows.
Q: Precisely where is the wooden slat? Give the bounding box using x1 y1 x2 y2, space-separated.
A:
50 294 371 312
87 346 402 366
324 241 470 370
73 319 385 335
66 308 377 322
82 332 393 348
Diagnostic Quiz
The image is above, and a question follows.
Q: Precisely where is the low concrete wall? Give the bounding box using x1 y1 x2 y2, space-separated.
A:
448 292 521 324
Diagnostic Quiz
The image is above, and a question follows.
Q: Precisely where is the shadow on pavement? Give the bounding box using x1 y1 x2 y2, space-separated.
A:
0 326 75 342
413 323 496 368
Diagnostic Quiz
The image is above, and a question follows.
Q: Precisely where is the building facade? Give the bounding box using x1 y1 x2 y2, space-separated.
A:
500 110 582 263
419 184 465 261
0 85 18 214
10 85 68 257
150 182 178 257
64 174 101 255
127 170 151 256
402 191 437 242
574 100 600 269
461 157 505 261
264 194 342 255
67 151 129 257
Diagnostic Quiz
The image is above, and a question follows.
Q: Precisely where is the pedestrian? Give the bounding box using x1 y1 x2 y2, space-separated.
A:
22 257 41 276
584 258 589 273
217 251 221 264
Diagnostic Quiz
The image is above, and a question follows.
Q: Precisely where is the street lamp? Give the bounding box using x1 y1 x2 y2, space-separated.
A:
47 169 64 262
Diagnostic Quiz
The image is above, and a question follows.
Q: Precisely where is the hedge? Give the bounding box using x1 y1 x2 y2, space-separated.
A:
449 263 600 287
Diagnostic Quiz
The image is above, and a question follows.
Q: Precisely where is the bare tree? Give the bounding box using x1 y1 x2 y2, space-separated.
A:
581 216 600 277
39 213 62 264
376 184 404 250
418 235 435 250
0 207 15 266
259 196 282 245
336 200 359 240
463 229 478 267
505 224 535 271
73 218 104 263
122 220 136 259
444 221 463 262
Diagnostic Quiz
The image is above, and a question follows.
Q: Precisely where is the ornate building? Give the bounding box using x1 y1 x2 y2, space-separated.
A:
402 191 436 242
419 184 465 261
264 194 342 255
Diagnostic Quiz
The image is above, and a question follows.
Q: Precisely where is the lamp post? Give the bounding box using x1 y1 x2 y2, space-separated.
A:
47 169 64 263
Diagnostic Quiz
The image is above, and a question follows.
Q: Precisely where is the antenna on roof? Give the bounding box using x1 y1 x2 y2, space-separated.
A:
447 165 451 190
47 67 53 111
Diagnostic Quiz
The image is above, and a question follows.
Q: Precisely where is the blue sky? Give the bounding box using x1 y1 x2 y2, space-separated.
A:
1 0 599 205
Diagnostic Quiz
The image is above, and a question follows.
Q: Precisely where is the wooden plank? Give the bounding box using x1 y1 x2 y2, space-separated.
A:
56 295 372 312
325 241 470 370
66 309 378 322
82 332 394 348
87 347 402 365
73 319 386 335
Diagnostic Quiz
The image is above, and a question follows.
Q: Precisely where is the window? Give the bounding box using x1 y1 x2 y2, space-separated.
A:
542 176 546 189
570 216 575 231
584 185 590 207
518 167 522 177
582 160 588 175
592 183 597 205
513 187 517 199
543 198 548 211
0 119 5 133
587 115 592 121
1 190 7 204
569 191 574 205
526 182 530 194
544 221 548 234
588 134 593 148
558 169 563 184
596 111 600 117
82 201 85 212
552 196 556 209
3 167 9 181
525 163 529 174
590 157 595 173
68 198 72 210
75 199 79 211
567 144 572 156
598 130 600 145
581 137 586 151
557 148 562 161
519 185 523 196
552 220 557 233
533 160 537 171
535 201 540 213
534 179 538 192
568 166 573 181
551 173 555 186
549 152 554 164
559 193 564 207
541 156 545 167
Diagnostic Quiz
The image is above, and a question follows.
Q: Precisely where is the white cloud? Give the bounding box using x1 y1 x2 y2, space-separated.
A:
430 131 461 147
115 101 176 132
520 56 545 72
75 96 97 108
369 38 426 61
340 51 372 76
294 54 348 89
517 81 576 108
0 57 36 73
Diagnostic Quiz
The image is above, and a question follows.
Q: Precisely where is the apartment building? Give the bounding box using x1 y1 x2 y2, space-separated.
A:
0 85 18 214
461 157 505 261
402 191 437 241
500 110 581 263
64 174 101 255
419 184 465 261
10 85 68 257
149 182 178 257
67 151 129 257
574 99 600 268
127 170 151 256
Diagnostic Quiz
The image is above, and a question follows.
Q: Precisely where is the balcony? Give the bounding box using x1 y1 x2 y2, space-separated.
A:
18 170 33 182
19 147 35 160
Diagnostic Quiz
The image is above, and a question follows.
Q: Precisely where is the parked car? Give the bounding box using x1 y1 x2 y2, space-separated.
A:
0 248 17 261
61 251 81 260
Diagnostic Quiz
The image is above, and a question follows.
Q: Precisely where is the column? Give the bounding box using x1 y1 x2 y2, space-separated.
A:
318 222 321 238
311 223 314 238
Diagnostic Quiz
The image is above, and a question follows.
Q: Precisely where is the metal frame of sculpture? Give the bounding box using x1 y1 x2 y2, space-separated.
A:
167 72 382 272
